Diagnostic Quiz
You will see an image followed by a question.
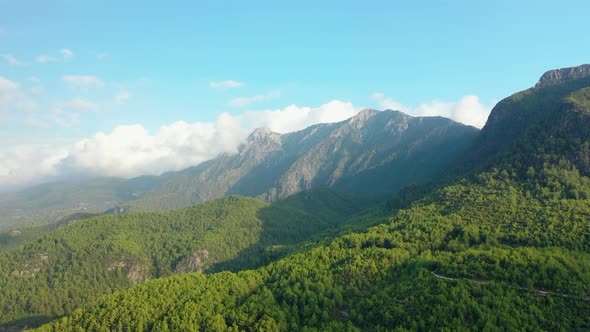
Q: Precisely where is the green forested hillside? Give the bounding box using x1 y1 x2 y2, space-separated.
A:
0 190 369 328
35 167 590 331
0 213 102 250
34 65 590 331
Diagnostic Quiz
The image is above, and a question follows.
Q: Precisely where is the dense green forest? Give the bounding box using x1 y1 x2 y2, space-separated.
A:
0 190 371 328
34 166 590 331
33 67 590 331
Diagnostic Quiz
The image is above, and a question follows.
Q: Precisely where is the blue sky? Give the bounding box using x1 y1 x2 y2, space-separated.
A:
1 0 589 190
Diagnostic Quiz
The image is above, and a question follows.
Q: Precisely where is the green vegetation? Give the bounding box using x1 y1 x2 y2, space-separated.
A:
34 66 590 331
35 167 590 331
0 66 587 330
0 190 370 328
0 176 165 229
0 213 101 250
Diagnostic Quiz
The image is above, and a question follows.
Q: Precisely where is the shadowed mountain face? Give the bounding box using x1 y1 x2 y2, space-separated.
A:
459 64 590 175
127 110 479 211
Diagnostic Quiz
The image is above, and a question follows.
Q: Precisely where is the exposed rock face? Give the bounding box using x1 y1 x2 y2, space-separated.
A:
535 64 590 88
11 253 49 278
105 257 149 284
175 250 210 274
127 263 149 284
128 109 479 211
247 127 281 144
106 260 126 272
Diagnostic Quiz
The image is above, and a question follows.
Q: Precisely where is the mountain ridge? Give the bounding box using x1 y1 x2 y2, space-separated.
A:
535 64 590 88
125 109 478 211
0 109 476 230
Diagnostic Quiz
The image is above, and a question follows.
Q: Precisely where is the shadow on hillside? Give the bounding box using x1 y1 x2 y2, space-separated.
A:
209 190 386 273
208 205 331 272
0 315 54 331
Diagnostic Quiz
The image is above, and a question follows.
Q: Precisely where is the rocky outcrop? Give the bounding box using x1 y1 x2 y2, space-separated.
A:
11 253 49 278
535 64 590 88
127 263 149 284
175 250 210 274
106 257 149 284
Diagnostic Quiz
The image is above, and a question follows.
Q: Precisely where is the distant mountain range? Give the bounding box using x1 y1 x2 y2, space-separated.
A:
0 109 478 228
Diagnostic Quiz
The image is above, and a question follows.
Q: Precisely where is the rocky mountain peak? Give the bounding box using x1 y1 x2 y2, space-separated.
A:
354 108 379 120
247 127 280 142
535 64 590 88
347 109 379 128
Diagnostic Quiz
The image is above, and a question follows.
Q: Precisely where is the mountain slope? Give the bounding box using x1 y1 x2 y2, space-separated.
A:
0 110 477 230
461 64 590 175
0 175 167 230
127 110 479 211
36 65 590 331
0 189 371 329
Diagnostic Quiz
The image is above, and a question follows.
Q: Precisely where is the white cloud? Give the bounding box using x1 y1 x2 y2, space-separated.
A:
236 100 358 133
30 76 41 84
209 80 245 88
63 75 104 89
0 93 493 190
45 98 99 128
51 109 80 128
36 49 73 63
0 76 18 91
0 144 69 190
0 76 36 119
1 54 25 66
415 96 490 128
0 100 361 190
370 92 408 113
35 55 58 63
0 77 19 119
115 92 131 104
370 93 491 128
230 91 280 107
60 48 74 60
60 98 99 111
24 113 50 128
30 86 44 95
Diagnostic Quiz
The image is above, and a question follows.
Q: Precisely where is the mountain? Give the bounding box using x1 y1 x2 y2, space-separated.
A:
125 109 479 211
0 175 167 230
461 64 590 174
0 110 477 232
0 189 374 329
35 65 590 331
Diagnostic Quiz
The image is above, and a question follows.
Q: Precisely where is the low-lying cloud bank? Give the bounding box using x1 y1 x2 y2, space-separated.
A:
371 93 490 128
0 98 491 191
